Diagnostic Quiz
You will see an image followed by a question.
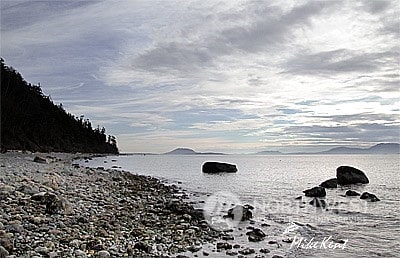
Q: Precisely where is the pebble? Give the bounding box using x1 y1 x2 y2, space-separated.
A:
0 153 223 257
96 250 110 257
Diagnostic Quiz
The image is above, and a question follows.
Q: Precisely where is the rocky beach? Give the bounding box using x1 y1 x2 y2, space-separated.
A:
0 152 225 258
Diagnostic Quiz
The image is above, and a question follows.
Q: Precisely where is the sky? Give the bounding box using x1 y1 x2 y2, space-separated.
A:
1 0 399 154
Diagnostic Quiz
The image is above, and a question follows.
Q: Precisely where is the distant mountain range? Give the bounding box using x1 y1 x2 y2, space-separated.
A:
316 143 400 155
254 143 400 155
163 148 226 155
123 143 400 156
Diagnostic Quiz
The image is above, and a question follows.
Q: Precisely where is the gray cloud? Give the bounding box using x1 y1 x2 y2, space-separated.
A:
130 1 341 75
361 0 391 14
285 49 397 75
284 123 399 143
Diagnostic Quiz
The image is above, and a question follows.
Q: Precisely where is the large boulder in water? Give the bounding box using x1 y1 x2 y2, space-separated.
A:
336 166 369 185
320 178 337 188
202 162 237 173
303 186 326 197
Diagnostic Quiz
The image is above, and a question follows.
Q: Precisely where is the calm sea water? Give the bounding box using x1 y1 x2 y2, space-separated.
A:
82 154 400 257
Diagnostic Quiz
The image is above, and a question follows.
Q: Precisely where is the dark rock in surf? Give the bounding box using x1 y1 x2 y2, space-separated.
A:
320 178 338 188
336 166 369 185
309 198 327 208
303 186 326 197
360 192 380 202
345 190 360 196
226 204 253 221
202 162 237 173
246 228 266 242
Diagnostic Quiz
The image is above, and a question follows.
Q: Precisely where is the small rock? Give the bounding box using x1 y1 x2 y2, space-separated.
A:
260 248 270 253
33 156 48 164
0 245 9 257
134 242 151 253
216 242 232 250
238 247 255 255
303 186 326 197
96 250 110 257
345 190 360 196
226 204 253 221
226 250 238 256
74 249 86 257
360 192 380 202
247 228 266 242
320 178 338 188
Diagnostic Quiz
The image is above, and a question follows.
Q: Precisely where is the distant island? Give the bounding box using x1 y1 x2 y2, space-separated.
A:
254 143 400 155
0 58 118 154
163 148 226 155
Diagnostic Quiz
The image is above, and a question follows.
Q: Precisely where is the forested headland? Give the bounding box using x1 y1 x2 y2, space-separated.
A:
1 58 118 154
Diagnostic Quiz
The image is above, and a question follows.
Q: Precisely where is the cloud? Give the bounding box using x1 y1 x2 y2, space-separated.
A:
361 0 391 14
285 49 397 75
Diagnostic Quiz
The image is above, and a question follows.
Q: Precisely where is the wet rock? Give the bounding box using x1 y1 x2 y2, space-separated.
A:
17 184 39 195
96 250 110 257
337 166 369 185
238 247 255 255
226 249 238 256
320 178 338 188
216 242 232 250
31 192 66 214
303 186 326 197
0 245 9 257
202 162 237 173
33 156 48 164
360 192 380 202
222 235 234 241
309 198 327 208
0 237 13 253
226 204 253 221
246 228 266 242
345 190 360 196
134 242 151 253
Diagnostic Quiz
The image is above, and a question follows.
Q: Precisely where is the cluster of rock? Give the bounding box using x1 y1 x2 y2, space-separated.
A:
301 165 380 208
0 153 226 257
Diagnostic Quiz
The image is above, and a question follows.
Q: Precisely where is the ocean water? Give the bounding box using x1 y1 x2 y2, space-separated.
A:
82 154 400 257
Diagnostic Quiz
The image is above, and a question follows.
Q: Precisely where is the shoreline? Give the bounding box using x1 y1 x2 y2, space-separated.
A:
0 152 223 257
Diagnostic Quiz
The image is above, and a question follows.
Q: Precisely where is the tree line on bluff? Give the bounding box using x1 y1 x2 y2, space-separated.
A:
1 58 118 154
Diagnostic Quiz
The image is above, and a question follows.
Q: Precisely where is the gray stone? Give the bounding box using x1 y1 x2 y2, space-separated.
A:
320 178 338 188
345 190 360 196
360 192 380 202
0 245 9 258
96 250 110 257
303 186 326 197
337 166 369 185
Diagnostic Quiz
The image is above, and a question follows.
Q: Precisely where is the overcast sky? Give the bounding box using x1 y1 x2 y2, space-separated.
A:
1 0 399 153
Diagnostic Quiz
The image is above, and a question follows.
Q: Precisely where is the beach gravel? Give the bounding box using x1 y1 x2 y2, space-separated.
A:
0 152 222 257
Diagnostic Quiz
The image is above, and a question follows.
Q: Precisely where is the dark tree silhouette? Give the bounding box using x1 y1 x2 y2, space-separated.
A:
0 58 118 154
